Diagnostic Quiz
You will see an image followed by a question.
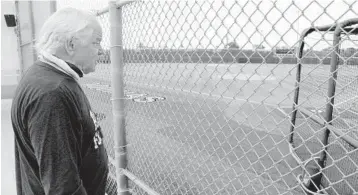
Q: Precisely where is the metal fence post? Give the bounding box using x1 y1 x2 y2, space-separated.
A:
28 1 37 63
14 0 24 80
320 26 341 166
50 1 57 14
109 1 129 195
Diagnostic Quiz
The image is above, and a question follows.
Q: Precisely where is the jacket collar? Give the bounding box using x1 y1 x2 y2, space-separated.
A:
66 62 83 78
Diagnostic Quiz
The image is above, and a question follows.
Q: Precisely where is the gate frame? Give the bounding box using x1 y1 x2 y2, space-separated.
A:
289 18 358 194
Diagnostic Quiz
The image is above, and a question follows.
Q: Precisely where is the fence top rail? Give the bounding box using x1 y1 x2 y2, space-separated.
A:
95 0 136 16
96 7 109 16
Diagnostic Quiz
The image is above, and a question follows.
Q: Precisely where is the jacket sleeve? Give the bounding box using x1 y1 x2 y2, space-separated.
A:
27 90 87 195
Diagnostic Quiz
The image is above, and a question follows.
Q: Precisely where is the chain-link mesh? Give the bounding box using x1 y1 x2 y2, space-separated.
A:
121 1 358 194
55 0 358 194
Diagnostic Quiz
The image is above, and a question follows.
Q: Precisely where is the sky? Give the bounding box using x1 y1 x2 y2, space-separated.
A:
56 0 358 50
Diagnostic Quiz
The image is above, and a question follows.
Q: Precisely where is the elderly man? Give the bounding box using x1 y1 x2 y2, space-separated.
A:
11 7 108 195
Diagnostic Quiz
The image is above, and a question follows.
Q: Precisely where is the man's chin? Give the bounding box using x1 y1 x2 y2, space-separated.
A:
82 67 96 75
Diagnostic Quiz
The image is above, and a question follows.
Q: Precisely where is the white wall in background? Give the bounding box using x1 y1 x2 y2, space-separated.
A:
1 0 20 86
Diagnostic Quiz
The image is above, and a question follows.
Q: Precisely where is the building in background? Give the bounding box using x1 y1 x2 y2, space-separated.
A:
1 1 56 99
1 1 20 98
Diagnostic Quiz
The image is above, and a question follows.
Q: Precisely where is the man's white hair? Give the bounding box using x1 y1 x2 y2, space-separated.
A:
36 7 98 54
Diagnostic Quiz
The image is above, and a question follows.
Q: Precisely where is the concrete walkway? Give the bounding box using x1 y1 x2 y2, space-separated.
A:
1 99 17 194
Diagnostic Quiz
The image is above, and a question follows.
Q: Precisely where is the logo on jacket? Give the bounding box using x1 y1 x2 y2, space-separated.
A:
90 111 105 149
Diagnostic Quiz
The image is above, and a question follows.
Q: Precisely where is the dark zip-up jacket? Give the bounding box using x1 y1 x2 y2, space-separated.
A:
11 61 109 195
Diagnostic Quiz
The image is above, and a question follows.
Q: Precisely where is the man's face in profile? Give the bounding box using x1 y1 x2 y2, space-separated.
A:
72 22 103 74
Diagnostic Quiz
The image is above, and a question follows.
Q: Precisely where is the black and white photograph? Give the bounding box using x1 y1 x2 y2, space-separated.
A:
1 0 357 194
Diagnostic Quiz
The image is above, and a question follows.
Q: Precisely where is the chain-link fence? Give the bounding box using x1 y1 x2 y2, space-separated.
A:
54 1 358 194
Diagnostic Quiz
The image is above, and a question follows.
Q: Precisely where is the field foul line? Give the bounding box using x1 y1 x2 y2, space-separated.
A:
126 81 289 115
83 81 290 116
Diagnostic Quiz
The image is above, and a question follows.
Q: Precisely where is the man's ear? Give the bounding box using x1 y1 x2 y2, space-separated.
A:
64 36 76 55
